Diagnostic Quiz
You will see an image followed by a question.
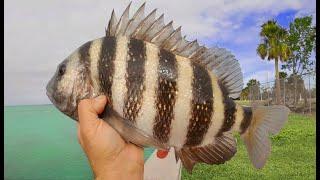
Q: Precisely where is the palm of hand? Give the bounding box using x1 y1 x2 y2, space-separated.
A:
77 96 143 179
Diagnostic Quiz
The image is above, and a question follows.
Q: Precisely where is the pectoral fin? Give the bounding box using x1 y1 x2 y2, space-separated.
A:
100 105 169 150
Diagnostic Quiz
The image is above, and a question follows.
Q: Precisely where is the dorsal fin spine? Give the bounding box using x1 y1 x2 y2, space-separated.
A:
161 26 182 49
132 8 157 39
161 34 179 49
106 9 117 36
123 2 146 36
142 14 165 41
115 2 131 36
151 21 173 41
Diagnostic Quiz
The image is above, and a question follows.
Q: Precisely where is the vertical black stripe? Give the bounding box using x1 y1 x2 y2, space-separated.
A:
216 81 236 137
78 41 93 99
79 41 92 76
153 49 178 143
240 107 253 134
184 63 213 146
70 41 93 120
79 41 92 60
123 38 146 123
98 37 116 103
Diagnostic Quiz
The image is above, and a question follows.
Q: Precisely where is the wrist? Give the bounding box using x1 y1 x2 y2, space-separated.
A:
93 160 144 180
95 168 143 180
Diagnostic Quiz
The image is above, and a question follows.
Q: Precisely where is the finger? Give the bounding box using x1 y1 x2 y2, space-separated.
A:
92 95 108 114
78 95 107 129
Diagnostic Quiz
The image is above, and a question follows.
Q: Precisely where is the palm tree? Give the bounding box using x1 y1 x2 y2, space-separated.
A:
257 20 291 105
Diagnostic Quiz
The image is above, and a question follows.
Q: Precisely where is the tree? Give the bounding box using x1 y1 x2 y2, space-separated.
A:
246 79 261 101
278 71 288 104
240 79 261 101
261 87 269 102
257 20 291 105
240 87 249 100
282 16 316 75
279 71 288 79
281 16 316 105
286 74 307 106
247 79 261 87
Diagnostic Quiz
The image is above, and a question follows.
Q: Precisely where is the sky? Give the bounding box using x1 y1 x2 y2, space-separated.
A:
4 0 316 105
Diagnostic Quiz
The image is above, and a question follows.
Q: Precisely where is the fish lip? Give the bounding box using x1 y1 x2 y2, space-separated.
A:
46 82 54 102
46 80 54 96
46 82 59 108
46 89 73 118
46 90 56 106
46 84 76 119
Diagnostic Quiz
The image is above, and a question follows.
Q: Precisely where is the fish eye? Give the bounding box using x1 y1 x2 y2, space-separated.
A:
58 64 66 76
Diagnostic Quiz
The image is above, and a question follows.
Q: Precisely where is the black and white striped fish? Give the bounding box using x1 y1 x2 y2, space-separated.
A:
46 2 290 173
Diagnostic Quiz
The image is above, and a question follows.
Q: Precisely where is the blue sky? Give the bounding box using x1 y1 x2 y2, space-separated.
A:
4 0 316 105
212 9 299 83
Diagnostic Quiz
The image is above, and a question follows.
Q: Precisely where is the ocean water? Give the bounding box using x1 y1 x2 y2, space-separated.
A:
4 105 155 179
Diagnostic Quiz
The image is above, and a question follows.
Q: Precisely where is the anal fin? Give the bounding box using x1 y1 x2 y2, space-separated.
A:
175 132 237 173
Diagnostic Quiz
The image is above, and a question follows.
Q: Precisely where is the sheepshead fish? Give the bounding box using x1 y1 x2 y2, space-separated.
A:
46 2 290 173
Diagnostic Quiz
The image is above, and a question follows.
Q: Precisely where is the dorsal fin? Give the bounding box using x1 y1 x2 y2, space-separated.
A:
143 14 165 41
161 26 182 50
202 48 243 98
105 2 243 99
190 45 206 60
123 2 146 36
173 35 189 53
105 9 118 36
179 40 199 58
115 2 131 36
132 8 157 39
150 21 174 46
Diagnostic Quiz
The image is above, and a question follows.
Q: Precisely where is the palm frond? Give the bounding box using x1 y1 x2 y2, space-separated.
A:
257 43 268 60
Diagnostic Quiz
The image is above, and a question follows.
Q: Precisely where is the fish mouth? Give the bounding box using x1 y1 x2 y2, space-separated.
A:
46 91 53 103
46 82 66 112
46 90 58 108
46 89 77 120
46 82 55 104
46 78 55 99
46 82 78 120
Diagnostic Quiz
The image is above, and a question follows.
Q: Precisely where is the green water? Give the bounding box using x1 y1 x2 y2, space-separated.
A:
4 105 155 180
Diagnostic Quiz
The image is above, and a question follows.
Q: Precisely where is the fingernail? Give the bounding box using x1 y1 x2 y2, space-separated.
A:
94 95 106 102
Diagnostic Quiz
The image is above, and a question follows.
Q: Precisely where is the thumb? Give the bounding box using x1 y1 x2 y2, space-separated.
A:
78 95 107 129
92 95 107 114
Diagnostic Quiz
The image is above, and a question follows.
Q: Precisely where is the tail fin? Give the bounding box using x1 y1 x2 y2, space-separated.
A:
241 105 290 169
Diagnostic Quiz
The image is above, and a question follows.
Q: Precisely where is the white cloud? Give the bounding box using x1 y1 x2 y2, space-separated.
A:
233 26 260 45
295 8 316 25
4 0 316 105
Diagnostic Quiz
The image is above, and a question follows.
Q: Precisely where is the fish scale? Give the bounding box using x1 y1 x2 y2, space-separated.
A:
153 49 178 143
98 37 116 100
184 62 213 147
123 38 146 123
46 2 290 174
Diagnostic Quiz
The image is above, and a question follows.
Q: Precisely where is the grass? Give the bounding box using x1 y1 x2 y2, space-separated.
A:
235 100 251 106
181 113 316 179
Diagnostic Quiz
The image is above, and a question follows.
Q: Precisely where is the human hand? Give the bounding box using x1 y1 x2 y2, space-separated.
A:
77 95 144 180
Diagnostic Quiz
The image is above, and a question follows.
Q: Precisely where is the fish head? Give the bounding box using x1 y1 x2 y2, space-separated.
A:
46 45 94 120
